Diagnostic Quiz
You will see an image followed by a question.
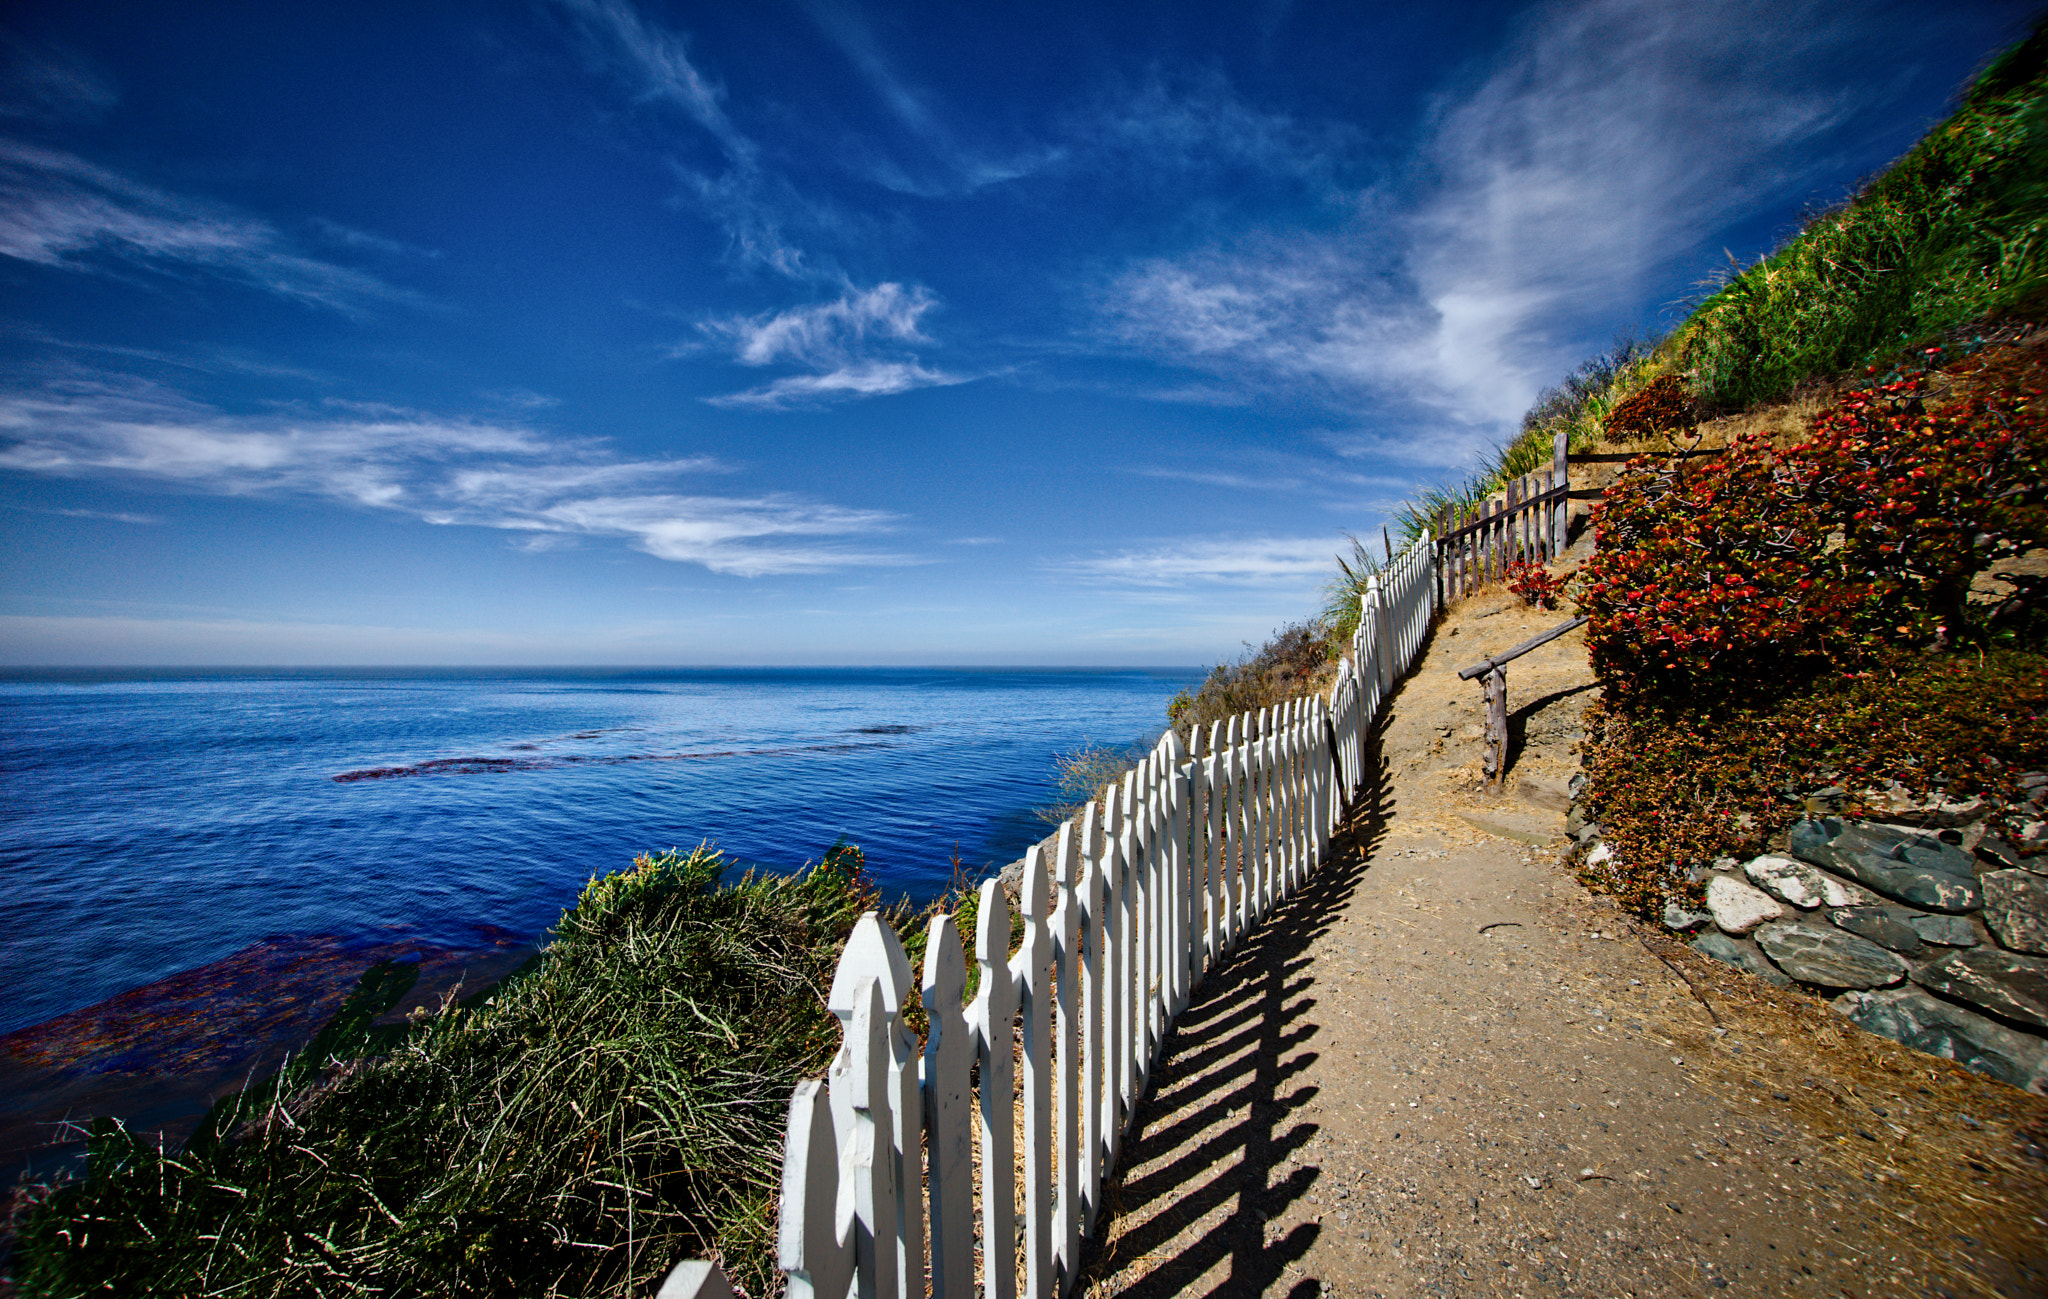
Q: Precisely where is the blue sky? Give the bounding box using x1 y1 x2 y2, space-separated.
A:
0 0 2030 666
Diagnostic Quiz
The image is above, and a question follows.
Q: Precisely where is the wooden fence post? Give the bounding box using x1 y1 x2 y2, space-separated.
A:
1507 477 1521 567
826 914 921 1299
1204 721 1225 970
1483 664 1507 788
833 977 897 1299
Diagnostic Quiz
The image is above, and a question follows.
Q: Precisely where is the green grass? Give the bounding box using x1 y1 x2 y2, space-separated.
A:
10 844 878 1299
1679 18 2048 408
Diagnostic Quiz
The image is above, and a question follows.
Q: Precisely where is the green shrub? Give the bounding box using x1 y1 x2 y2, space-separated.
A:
1036 739 1155 824
1577 345 2048 701
1603 373 1696 441
1577 649 2048 917
11 844 877 1299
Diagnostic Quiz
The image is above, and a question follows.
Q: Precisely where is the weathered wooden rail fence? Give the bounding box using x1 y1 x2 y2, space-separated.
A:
665 537 1438 1299
1431 429 1570 602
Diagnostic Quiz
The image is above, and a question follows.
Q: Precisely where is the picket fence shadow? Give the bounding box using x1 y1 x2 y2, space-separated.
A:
665 538 1437 1299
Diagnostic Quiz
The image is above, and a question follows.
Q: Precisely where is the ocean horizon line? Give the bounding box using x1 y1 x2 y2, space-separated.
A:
1 663 1209 682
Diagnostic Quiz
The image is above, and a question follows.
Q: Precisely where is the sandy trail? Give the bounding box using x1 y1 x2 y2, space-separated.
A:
1075 592 2048 1299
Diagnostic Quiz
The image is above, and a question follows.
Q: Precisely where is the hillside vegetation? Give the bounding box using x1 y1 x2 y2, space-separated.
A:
1572 20 2048 916
8 845 884 1299
1171 19 2048 924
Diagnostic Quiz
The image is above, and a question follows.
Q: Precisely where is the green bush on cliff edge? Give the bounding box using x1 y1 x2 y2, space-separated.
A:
9 844 877 1299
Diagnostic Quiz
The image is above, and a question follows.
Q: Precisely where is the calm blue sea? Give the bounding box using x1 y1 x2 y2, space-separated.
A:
0 667 1198 1036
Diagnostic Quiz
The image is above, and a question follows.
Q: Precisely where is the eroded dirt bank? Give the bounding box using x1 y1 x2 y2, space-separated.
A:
1077 592 2048 1299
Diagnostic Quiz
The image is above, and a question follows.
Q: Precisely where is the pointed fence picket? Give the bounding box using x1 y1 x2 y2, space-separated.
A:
672 534 1440 1299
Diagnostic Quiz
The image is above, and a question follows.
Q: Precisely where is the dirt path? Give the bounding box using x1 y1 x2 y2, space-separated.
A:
1076 592 2048 1299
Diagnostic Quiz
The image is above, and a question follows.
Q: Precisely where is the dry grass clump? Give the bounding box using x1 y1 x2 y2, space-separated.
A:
1167 620 1336 743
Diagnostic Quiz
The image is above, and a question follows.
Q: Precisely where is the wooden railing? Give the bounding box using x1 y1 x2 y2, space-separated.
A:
661 536 1439 1299
1432 428 1570 602
1458 615 1589 786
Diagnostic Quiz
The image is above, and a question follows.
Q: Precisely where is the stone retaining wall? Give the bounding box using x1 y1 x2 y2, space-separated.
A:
1589 779 2048 1093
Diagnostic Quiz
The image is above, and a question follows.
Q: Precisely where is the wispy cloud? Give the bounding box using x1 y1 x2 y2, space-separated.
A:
802 2 1064 196
1062 536 1346 587
1125 464 1307 492
1092 0 1907 460
699 282 963 408
0 372 903 575
2 501 159 525
554 0 753 162
0 35 117 125
706 282 935 366
553 0 826 277
0 141 412 314
1079 68 1356 197
706 361 964 410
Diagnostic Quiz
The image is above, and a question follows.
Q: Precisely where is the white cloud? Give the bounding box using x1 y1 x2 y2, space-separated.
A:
0 373 901 575
699 283 963 408
0 141 414 314
534 494 899 576
708 282 936 367
1091 0 1904 461
705 361 963 411
1063 536 1347 587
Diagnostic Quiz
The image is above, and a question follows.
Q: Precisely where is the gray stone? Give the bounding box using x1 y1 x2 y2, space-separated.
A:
2017 819 2048 854
1914 947 2048 1029
1909 913 1980 947
1706 874 1782 936
1788 818 1980 913
1663 901 1711 932
1814 871 1876 907
1983 870 2048 955
1742 854 1828 909
1828 906 1926 955
1977 833 2027 872
1691 932 1791 985
1754 921 1906 989
1833 986 2048 1093
1864 783 1990 828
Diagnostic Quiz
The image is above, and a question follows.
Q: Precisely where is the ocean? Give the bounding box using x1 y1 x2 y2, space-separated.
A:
0 666 1198 1039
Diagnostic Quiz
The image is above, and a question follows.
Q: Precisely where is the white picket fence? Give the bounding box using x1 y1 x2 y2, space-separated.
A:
663 538 1439 1299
